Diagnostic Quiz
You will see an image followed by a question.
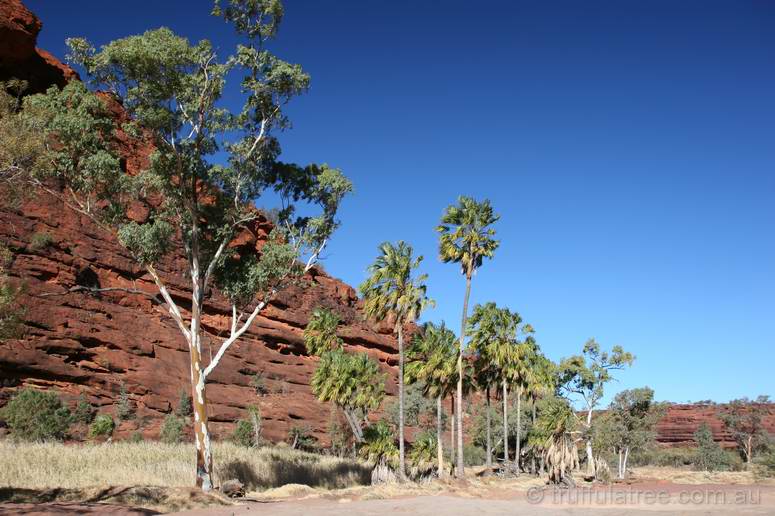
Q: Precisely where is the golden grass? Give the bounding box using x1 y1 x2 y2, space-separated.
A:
0 440 371 491
630 465 774 485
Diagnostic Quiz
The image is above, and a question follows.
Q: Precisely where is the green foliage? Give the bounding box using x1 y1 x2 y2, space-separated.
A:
385 382 438 431
557 339 635 412
753 449 775 478
72 394 96 425
0 243 25 340
288 424 317 452
175 389 193 418
311 348 385 423
359 241 434 329
160 414 186 444
115 382 134 421
437 196 500 277
719 396 772 463
409 430 438 466
327 408 350 457
0 388 72 442
28 232 54 251
303 307 343 356
693 423 732 471
405 322 458 401
232 420 255 447
129 431 144 443
360 420 398 466
249 371 270 396
89 414 115 438
463 444 487 466
594 387 664 458
526 396 579 483
472 396 531 457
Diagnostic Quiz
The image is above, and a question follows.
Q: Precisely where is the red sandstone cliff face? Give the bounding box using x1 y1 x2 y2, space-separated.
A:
0 0 401 444
656 403 775 448
0 0 77 93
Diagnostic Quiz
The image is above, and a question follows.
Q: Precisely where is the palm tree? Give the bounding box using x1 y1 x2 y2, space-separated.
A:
468 303 503 468
311 349 385 443
360 241 434 479
528 396 579 485
406 321 457 476
304 307 343 356
468 302 525 469
437 196 499 477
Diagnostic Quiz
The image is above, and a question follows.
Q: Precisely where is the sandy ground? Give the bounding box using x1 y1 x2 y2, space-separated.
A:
171 483 775 516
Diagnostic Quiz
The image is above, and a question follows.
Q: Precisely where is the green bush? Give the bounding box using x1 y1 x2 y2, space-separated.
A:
232 420 254 447
160 414 186 444
128 431 144 443
28 232 53 251
463 444 487 466
89 414 115 438
288 424 318 452
115 382 134 420
174 389 192 418
693 423 734 471
72 394 96 425
0 388 71 441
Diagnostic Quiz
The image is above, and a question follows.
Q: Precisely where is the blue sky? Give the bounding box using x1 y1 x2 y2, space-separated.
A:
29 0 775 405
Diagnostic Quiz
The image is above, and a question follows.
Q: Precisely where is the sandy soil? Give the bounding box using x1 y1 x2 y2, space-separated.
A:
172 482 775 516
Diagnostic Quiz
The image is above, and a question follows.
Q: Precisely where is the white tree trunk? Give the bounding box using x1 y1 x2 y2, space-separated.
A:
503 380 509 465
437 395 445 477
397 325 406 480
622 446 630 479
585 406 595 477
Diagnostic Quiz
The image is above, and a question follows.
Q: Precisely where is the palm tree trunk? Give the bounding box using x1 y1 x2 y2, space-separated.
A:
450 395 456 467
502 379 509 465
485 385 492 468
437 395 444 476
531 401 537 474
516 386 522 475
397 325 406 480
456 273 472 477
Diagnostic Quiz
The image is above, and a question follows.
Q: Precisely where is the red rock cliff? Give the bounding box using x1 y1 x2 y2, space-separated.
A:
0 0 400 444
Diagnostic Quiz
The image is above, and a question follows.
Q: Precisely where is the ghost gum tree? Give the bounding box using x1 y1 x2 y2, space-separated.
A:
7 0 352 490
557 339 634 479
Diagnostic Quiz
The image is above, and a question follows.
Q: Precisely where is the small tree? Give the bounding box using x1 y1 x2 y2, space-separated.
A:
720 396 772 466
311 348 385 443
437 196 499 477
693 423 729 471
0 388 71 441
303 307 343 356
115 382 134 421
557 339 634 478
528 396 579 485
599 387 664 479
360 240 433 479
0 243 24 340
5 0 352 490
89 414 115 438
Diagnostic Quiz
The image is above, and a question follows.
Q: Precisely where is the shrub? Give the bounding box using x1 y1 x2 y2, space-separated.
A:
693 423 731 471
249 372 269 396
408 430 437 467
72 394 96 425
463 444 487 466
160 414 186 444
360 420 398 466
89 414 115 438
232 420 254 447
28 232 53 251
754 450 775 478
128 431 144 443
0 388 71 441
174 389 192 418
115 382 134 420
288 424 318 452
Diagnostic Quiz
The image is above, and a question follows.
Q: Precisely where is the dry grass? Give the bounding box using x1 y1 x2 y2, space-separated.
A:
0 440 371 491
631 465 774 485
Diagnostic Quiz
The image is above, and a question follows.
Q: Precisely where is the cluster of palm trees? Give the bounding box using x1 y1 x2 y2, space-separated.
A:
308 196 583 482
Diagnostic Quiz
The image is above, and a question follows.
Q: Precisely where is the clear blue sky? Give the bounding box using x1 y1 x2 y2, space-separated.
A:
29 0 775 405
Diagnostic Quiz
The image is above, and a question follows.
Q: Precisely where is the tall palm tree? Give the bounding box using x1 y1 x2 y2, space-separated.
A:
405 322 458 476
468 303 503 468
360 241 434 479
468 302 525 469
437 196 499 477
